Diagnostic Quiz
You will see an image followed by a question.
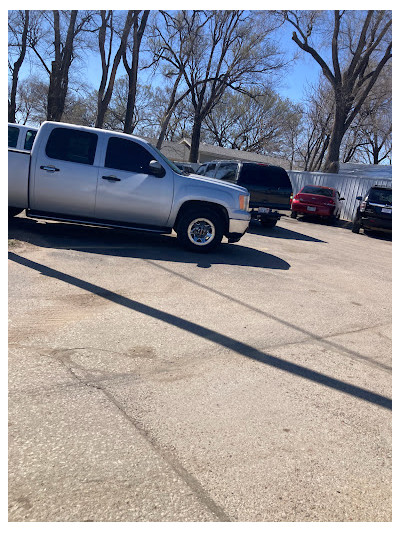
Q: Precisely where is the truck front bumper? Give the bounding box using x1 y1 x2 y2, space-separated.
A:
227 215 250 242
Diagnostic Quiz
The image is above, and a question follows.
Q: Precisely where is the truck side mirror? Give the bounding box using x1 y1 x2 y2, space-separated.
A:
148 160 166 178
356 196 362 201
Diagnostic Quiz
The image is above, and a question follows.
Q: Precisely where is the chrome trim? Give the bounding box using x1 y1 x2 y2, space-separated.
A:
369 202 392 208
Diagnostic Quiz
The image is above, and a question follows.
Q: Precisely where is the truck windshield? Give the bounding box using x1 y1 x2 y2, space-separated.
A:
151 145 186 175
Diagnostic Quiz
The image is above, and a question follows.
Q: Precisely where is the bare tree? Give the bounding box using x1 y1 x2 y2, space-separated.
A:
94 10 134 128
29 10 93 122
283 10 392 172
8 10 30 123
153 10 286 162
149 10 210 148
297 78 335 171
203 88 302 159
122 10 150 133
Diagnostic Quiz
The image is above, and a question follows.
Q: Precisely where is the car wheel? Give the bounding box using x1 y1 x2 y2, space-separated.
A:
8 207 23 219
260 217 277 228
290 211 297 219
352 219 362 233
176 208 224 252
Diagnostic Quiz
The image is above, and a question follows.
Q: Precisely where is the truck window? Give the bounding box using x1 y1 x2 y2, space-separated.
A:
203 163 216 177
24 129 37 151
105 137 154 173
239 163 291 188
214 162 238 183
8 126 19 148
196 164 207 175
46 127 98 165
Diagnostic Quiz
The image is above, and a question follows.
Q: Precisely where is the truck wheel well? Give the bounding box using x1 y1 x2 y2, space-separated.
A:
174 201 229 234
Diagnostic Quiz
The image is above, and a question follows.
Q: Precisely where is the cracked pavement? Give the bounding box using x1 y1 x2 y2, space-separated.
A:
8 215 392 522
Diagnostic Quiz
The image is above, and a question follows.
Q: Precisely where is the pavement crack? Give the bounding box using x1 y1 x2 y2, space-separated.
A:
53 355 232 522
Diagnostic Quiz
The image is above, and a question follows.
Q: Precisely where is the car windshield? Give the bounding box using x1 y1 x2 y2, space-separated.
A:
150 145 185 175
301 186 334 197
368 188 392 205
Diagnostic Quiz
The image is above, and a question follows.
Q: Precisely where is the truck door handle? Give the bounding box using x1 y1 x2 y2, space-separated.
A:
102 175 121 182
40 165 59 172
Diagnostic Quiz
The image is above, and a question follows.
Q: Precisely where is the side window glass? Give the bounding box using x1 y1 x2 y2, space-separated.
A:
105 137 154 173
8 126 19 148
214 163 238 183
204 163 216 177
46 127 98 165
24 130 37 151
196 165 207 175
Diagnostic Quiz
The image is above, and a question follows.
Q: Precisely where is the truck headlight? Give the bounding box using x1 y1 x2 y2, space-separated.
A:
239 194 250 211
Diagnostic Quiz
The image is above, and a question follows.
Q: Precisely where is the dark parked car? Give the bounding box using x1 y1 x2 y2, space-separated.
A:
290 185 344 224
352 186 392 234
195 160 293 227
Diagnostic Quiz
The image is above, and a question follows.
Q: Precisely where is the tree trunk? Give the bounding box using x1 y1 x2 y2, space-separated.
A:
8 10 30 123
123 11 149 134
156 74 183 149
189 115 202 162
47 10 77 122
95 11 134 129
322 95 347 173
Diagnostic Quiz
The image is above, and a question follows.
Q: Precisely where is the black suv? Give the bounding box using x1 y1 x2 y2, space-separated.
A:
352 185 392 234
196 160 293 227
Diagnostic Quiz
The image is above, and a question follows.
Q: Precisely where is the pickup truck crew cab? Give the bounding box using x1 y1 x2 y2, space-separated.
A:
8 122 250 252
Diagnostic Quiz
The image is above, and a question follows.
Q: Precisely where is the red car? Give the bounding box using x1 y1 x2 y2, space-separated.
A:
290 185 344 223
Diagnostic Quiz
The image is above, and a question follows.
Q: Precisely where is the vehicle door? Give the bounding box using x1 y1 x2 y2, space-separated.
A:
94 136 174 227
30 126 99 217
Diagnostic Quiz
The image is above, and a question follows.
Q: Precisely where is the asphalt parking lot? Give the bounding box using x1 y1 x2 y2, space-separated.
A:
8 213 392 522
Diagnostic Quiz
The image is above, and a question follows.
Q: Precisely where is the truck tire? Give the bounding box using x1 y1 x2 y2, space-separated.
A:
260 217 277 228
8 207 23 219
176 208 224 252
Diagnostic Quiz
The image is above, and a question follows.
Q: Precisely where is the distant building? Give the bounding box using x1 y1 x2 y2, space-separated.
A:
144 137 290 169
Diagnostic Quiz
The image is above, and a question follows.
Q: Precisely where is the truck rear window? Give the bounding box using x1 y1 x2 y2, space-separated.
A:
368 188 392 205
8 125 19 148
240 164 292 188
46 127 98 165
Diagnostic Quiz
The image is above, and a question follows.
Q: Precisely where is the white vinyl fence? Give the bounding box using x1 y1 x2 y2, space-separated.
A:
287 170 392 221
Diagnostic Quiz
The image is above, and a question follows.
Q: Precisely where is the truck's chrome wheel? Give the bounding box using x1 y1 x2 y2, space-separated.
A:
187 218 215 246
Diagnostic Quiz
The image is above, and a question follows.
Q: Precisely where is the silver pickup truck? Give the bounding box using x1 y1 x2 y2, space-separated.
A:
8 122 250 251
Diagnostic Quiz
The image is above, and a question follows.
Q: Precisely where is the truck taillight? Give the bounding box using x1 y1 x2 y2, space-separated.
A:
360 201 367 212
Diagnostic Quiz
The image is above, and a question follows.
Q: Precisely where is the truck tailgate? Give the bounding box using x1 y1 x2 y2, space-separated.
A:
8 149 30 208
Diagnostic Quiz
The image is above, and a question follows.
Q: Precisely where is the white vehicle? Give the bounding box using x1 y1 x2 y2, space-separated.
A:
8 123 38 151
8 121 250 252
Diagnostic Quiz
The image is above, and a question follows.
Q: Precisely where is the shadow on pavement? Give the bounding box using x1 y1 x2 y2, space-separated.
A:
8 250 392 411
8 216 290 271
247 219 327 242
